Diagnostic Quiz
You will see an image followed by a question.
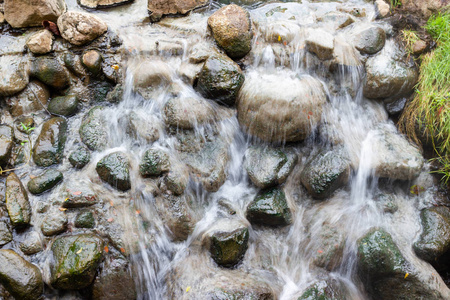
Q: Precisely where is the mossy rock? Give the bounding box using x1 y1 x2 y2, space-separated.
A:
33 117 68 167
413 206 450 262
196 55 244 106
48 95 79 117
51 234 104 290
79 106 109 151
75 210 95 228
5 172 31 227
27 169 63 194
300 148 351 199
139 148 170 177
0 249 44 300
31 57 70 89
298 279 347 300
96 152 131 191
246 188 292 226
210 225 249 268
69 145 91 169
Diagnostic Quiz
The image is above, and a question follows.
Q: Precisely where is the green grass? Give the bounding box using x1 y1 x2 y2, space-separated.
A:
400 12 450 183
401 29 420 55
390 0 402 10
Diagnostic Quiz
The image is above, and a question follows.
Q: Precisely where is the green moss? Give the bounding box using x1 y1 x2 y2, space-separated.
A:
400 12 450 184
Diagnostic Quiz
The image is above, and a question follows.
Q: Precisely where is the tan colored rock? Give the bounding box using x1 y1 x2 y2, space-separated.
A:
4 0 66 28
163 96 217 129
57 11 108 46
0 55 30 97
148 0 208 22
401 0 450 19
6 81 50 117
26 30 54 54
79 0 133 8
412 39 427 55
375 0 390 18
0 12 4 24
208 4 253 59
306 29 335 60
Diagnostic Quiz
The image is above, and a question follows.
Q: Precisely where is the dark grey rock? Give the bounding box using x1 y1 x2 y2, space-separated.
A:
246 188 292 226
96 152 131 191
41 211 68 236
5 172 31 227
0 222 12 246
31 57 70 90
69 145 91 169
33 117 68 167
353 25 386 54
48 95 79 117
27 169 63 194
75 210 95 228
79 106 109 151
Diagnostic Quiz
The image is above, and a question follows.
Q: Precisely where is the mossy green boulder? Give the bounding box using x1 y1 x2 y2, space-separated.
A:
51 234 104 290
69 145 91 169
5 172 31 227
31 57 70 89
413 206 450 262
139 148 170 177
79 106 109 151
209 221 249 267
300 148 351 199
27 169 63 194
196 55 244 106
75 210 95 228
0 249 44 300
298 279 347 300
246 188 292 226
33 117 68 167
48 95 79 116
96 151 131 191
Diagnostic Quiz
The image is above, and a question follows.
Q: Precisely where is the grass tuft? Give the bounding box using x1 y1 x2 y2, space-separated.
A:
399 12 450 183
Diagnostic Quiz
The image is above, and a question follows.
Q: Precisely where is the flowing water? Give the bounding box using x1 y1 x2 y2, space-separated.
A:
26 0 449 298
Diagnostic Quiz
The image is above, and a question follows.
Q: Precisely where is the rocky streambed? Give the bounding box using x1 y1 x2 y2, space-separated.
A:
0 0 449 299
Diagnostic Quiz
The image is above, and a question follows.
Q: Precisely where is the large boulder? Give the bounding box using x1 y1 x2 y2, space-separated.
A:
0 125 14 167
207 4 253 59
57 11 108 46
96 152 131 191
237 71 327 142
0 250 43 300
196 55 244 106
51 234 104 290
147 0 208 22
163 96 217 129
364 43 418 99
246 188 292 226
6 80 50 117
4 0 66 28
26 30 54 54
33 117 68 167
5 173 31 227
300 147 351 199
0 55 29 97
369 126 423 180
414 206 450 262
79 106 109 151
27 169 63 194
31 57 71 90
244 145 297 189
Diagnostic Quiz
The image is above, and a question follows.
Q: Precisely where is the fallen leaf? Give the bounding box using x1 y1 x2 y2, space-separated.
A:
104 246 109 253
317 250 323 253
76 247 83 254
120 247 126 253
112 65 119 70
107 218 114 222
73 191 82 195
135 210 141 215
109 200 114 207
278 35 281 42
64 198 69 202
404 273 409 279
186 286 191 292
29 175 36 179
59 207 67 211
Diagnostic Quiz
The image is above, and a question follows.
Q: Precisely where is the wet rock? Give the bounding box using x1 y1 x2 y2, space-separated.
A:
0 249 43 300
163 96 217 129
4 0 66 28
237 71 327 142
41 211 68 236
370 126 423 180
0 55 30 96
155 194 197 241
364 44 418 99
139 148 170 177
178 61 203 86
413 206 450 262
75 210 95 228
63 52 89 78
246 188 292 226
101 55 122 83
79 0 133 9
33 117 68 167
132 60 172 96
57 11 108 46
401 0 448 20
31 57 70 90
412 39 427 55
0 12 4 24
0 222 12 246
5 172 31 227
306 29 335 60
319 11 354 29
48 95 79 117
80 106 109 151
196 55 244 106
298 278 348 300
309 221 346 271
6 80 50 117
164 166 189 196
208 4 253 59
61 181 98 208
120 111 160 143
300 147 351 199
385 97 407 116
244 145 297 189
96 152 131 191
91 252 136 300
265 21 301 44
147 0 208 22
0 125 13 167
82 50 103 75
69 145 91 169
27 169 63 194
206 219 249 267
106 84 123 103
375 0 390 18
353 25 386 55
19 231 43 255
357 228 447 300
51 234 104 290
26 30 54 54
